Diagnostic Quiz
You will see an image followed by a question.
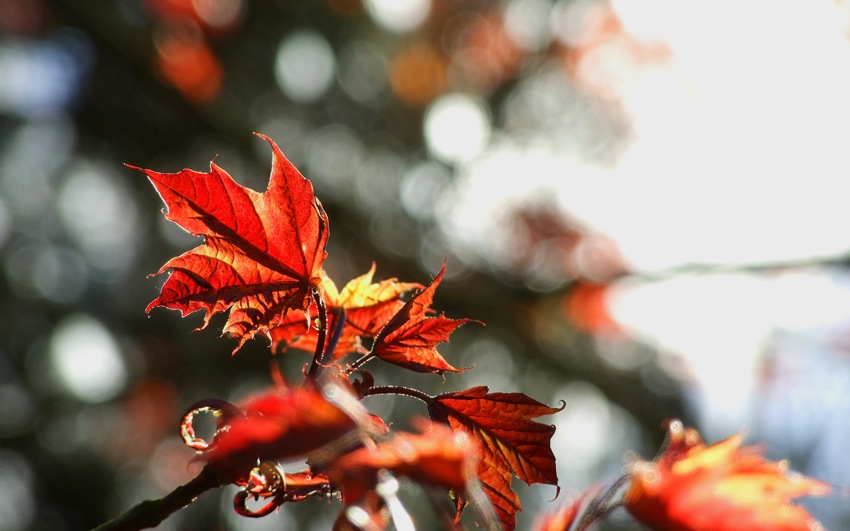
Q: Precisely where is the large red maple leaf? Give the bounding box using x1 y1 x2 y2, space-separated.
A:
133 134 328 351
428 386 563 530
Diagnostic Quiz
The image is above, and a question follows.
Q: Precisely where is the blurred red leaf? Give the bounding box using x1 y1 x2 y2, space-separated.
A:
202 383 356 478
531 497 582 531
428 386 563 529
332 491 389 531
370 264 472 374
531 485 601 531
624 420 829 531
153 24 222 103
135 134 328 352
328 420 474 502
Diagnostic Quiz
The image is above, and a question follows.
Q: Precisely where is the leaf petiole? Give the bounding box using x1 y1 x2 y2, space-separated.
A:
346 350 375 373
361 385 434 406
307 293 329 379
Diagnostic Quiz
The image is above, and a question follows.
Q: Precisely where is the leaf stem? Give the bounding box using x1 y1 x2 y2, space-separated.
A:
575 474 629 531
361 385 434 406
92 464 228 531
307 293 329 379
346 350 374 373
322 306 345 368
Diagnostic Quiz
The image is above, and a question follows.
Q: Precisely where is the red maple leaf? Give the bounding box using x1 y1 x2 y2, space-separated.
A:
428 386 563 530
134 134 328 352
370 264 472 374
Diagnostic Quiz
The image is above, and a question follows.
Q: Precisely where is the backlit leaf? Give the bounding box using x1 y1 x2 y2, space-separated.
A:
269 265 420 358
135 133 328 352
371 264 472 374
429 386 562 530
336 264 422 340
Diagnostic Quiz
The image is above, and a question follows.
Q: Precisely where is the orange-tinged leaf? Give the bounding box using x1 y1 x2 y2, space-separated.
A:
623 420 829 531
135 133 328 352
371 264 472 374
428 386 563 530
336 264 422 338
268 265 421 358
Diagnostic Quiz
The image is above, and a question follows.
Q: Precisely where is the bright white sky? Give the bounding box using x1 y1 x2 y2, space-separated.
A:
436 0 850 274
425 0 850 447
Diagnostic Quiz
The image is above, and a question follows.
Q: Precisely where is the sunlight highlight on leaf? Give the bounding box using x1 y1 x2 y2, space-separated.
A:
135 133 328 352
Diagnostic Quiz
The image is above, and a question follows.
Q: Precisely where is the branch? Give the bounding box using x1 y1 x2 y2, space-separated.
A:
93 464 228 531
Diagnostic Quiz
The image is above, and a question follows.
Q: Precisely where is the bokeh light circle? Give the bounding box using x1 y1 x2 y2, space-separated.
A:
275 30 336 103
364 0 430 33
424 93 491 164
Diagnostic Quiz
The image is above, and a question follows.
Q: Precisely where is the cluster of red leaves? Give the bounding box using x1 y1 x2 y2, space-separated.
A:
138 135 562 529
138 135 829 531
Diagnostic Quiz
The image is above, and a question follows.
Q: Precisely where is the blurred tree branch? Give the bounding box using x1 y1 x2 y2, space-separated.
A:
92 465 226 531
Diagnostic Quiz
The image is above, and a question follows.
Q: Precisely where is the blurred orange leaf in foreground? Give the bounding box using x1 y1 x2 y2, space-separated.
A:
624 420 829 531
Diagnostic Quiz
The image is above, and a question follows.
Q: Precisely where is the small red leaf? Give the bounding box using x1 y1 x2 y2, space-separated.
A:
135 134 328 352
429 386 563 530
336 264 422 340
371 264 473 374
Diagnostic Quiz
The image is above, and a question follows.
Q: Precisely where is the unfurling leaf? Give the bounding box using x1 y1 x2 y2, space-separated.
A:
428 386 563 530
624 420 829 531
135 133 328 352
199 383 357 479
371 263 473 374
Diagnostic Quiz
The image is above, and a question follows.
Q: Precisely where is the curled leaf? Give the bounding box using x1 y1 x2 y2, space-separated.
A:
233 466 331 517
624 420 829 531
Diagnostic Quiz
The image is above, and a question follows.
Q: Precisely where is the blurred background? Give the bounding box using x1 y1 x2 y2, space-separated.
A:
2 0 850 529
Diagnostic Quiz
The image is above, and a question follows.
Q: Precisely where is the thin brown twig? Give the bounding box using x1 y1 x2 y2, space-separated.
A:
92 464 228 531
